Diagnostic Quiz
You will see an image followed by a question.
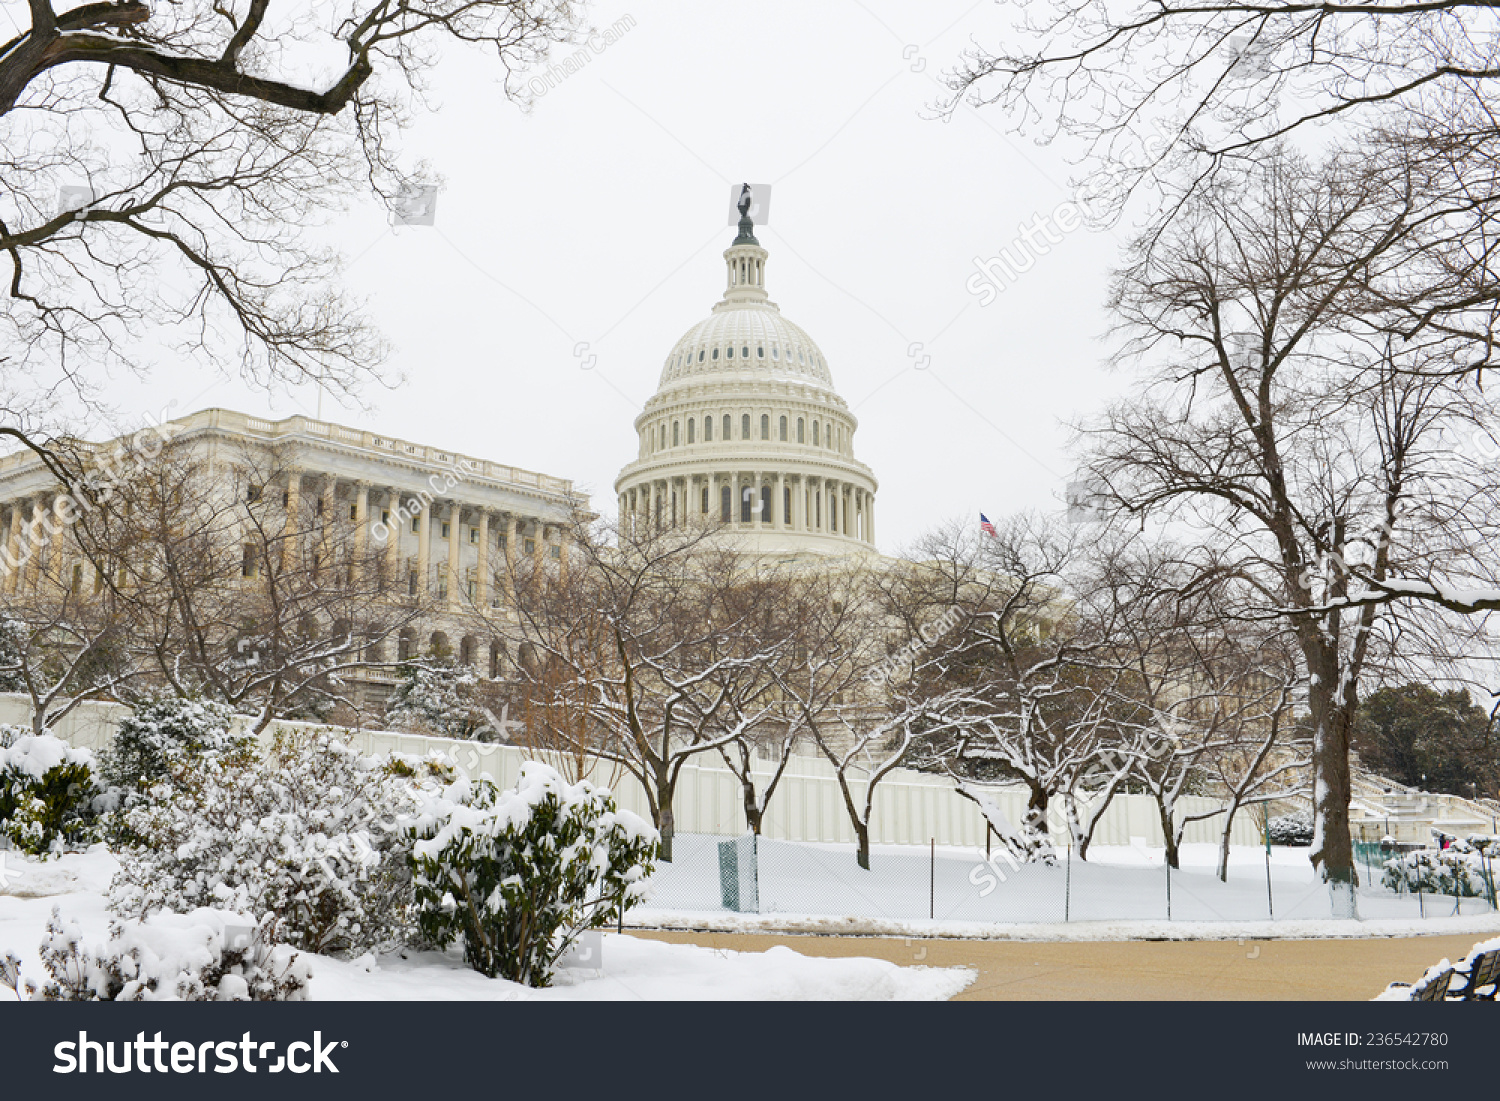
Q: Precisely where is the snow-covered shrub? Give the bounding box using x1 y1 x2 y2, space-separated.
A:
383 659 488 738
109 731 448 956
0 726 101 855
1381 848 1496 899
1267 811 1314 847
405 762 658 986
102 697 245 792
27 906 310 1001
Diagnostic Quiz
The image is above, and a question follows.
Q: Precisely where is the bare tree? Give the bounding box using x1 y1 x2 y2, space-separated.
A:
1 1 578 470
509 514 772 861
0 574 146 736
67 435 430 731
1087 144 1500 887
940 0 1500 206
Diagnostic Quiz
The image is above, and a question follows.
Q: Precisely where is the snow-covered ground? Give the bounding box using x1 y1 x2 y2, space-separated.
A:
634 835 1500 940
0 849 972 1001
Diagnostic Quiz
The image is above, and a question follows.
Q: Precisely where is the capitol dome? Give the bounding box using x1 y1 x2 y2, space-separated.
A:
615 209 879 555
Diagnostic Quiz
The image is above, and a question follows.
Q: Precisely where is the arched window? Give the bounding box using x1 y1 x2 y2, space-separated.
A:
727 345 734 359
720 485 732 521
712 347 719 360
779 415 787 441
701 486 709 513
830 497 837 530
489 641 505 679
698 349 705 361
757 346 764 358
760 485 771 522
741 413 750 439
798 350 805 364
798 417 805 443
723 414 731 440
813 421 820 446
772 346 779 359
741 346 749 358
688 419 695 444
741 487 753 524
672 420 680 446
761 414 769 440
704 416 713 441
783 485 791 524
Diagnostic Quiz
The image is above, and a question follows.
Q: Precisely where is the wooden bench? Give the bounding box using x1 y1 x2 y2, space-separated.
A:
1451 947 1499 1000
1383 963 1454 1001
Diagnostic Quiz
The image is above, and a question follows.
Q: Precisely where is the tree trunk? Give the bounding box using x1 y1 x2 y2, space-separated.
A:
1217 797 1244 882
655 762 675 863
742 783 762 835
854 820 870 870
1306 655 1356 886
1156 796 1180 869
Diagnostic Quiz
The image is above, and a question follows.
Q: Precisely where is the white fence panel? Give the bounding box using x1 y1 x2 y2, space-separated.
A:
3 694 1262 851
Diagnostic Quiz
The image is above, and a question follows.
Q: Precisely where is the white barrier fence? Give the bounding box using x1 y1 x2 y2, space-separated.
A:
0 694 1261 851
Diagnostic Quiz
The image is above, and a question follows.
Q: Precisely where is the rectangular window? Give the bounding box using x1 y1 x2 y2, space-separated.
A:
525 538 536 555
721 485 731 522
441 522 450 539
470 527 479 544
246 484 262 504
381 510 390 525
497 534 507 550
550 544 561 560
408 569 418 597
436 577 448 600
241 544 257 579
783 487 791 525
780 416 787 442
349 503 358 520
411 517 420 534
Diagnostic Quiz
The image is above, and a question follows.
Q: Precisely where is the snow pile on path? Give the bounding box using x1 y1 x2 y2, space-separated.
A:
0 852 972 1001
313 937 974 1001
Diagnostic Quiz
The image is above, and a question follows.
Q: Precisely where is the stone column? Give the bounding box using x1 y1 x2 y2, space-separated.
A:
416 495 432 597
382 488 402 589
352 482 369 569
868 494 876 547
1 502 20 594
446 501 462 609
477 510 490 608
505 514 519 603
282 470 302 568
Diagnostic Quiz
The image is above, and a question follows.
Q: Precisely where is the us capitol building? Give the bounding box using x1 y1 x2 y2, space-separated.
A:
615 208 879 557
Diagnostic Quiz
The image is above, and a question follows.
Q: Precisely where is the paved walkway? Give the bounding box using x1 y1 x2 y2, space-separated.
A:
629 930 1490 1000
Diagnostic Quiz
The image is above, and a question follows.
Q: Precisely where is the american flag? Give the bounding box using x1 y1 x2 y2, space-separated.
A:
979 513 997 537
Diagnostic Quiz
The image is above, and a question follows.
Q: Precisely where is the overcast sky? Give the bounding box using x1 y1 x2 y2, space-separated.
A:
131 0 1140 554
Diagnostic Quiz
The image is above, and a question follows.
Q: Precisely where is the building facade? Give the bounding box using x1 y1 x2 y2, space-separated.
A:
0 408 586 702
615 214 879 556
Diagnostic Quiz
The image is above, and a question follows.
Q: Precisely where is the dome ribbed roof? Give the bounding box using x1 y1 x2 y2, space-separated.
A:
658 306 834 390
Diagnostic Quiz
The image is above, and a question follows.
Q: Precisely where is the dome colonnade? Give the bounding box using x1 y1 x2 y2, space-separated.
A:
614 214 878 555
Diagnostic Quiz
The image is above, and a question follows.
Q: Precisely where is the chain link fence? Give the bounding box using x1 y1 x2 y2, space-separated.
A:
638 833 1499 925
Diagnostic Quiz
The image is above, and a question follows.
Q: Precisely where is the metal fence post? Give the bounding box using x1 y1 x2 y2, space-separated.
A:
929 838 935 921
1165 856 1172 920
1065 843 1072 923
1265 843 1274 919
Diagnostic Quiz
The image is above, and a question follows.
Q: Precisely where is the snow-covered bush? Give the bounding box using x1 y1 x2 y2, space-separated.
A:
0 726 102 855
109 731 449 956
101 697 245 792
383 659 489 738
1381 848 1496 899
405 762 658 986
25 906 310 1001
1267 811 1314 847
